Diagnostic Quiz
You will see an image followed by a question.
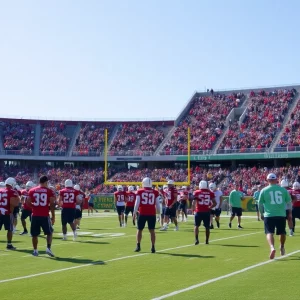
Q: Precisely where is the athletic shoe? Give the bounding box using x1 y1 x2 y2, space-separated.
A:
46 248 55 257
195 239 199 245
229 223 232 228
238 225 243 229
210 224 214 229
160 227 167 231
151 246 156 253
205 240 209 245
280 246 285 256
174 226 179 231
32 250 39 257
289 229 294 236
62 235 67 241
216 220 220 228
19 231 28 235
134 246 141 252
6 244 16 250
120 223 122 227
269 249 276 260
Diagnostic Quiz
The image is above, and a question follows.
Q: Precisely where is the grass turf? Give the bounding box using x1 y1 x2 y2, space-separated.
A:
0 212 298 300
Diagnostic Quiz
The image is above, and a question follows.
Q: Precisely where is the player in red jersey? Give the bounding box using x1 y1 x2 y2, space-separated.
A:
280 179 294 236
178 186 188 222
125 186 136 226
114 185 126 227
0 178 20 250
133 177 160 253
59 179 82 241
20 181 35 235
193 180 216 245
160 180 179 231
27 175 56 257
290 181 300 235
74 184 85 230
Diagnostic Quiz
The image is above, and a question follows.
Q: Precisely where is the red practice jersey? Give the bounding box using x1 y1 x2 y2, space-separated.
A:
164 187 178 207
28 186 56 217
114 191 126 205
0 187 19 215
193 189 215 213
136 188 159 215
180 191 188 203
59 187 79 209
291 189 300 208
21 189 31 211
126 192 136 207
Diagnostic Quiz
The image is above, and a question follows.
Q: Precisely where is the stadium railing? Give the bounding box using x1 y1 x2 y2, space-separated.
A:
159 150 213 155
274 146 300 152
0 150 33 155
216 148 270 154
72 151 102 157
39 151 67 156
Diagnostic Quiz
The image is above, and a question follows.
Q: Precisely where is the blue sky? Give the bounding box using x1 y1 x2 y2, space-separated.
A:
0 0 299 121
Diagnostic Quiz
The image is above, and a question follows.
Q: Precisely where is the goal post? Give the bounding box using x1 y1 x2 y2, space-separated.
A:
103 127 191 186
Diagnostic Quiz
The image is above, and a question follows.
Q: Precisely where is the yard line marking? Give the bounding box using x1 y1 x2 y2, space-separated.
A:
151 249 300 300
0 231 261 284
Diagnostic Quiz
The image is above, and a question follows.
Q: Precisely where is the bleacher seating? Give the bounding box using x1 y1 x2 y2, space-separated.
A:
1 121 35 154
218 89 296 153
161 93 244 155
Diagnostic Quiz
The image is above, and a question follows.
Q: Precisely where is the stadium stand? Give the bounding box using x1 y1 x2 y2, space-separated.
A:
160 93 244 155
218 89 297 153
275 100 300 152
1 120 35 154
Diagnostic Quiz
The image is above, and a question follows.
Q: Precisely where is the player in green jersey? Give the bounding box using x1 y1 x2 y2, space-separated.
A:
258 173 292 259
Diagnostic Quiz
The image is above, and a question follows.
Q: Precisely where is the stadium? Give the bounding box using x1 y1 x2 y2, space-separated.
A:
1 85 300 299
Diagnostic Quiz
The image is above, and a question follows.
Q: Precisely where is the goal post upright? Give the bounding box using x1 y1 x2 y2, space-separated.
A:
104 127 191 187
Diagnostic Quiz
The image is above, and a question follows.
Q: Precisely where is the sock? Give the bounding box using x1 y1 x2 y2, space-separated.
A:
271 245 275 251
47 244 51 249
195 234 199 240
7 240 12 245
137 243 140 247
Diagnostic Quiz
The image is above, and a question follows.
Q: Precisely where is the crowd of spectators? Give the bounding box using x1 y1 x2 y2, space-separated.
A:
220 165 300 195
0 165 35 184
109 123 165 155
40 122 70 155
276 99 300 151
73 123 114 156
161 93 244 155
1 121 35 153
219 89 296 153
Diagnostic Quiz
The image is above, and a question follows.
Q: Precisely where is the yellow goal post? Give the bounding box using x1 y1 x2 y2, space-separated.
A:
104 127 191 186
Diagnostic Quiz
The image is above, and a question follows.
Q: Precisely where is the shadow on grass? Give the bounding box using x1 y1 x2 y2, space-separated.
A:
216 244 259 248
156 252 215 259
0 240 21 243
76 240 110 245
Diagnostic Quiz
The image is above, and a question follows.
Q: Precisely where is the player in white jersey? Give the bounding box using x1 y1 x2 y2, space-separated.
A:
209 183 223 228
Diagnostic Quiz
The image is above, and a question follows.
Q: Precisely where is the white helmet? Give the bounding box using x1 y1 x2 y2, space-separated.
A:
136 185 140 190
15 185 21 191
280 179 289 188
182 186 187 190
199 180 208 189
117 185 123 191
65 179 73 188
142 177 152 188
5 177 16 187
26 181 34 189
128 186 134 192
74 184 80 191
209 182 216 191
167 180 174 185
293 182 300 190
0 182 5 188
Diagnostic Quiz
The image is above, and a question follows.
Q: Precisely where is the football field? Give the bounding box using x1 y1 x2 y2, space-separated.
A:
1 212 299 300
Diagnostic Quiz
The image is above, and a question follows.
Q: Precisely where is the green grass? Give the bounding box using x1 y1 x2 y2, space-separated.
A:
1 212 299 300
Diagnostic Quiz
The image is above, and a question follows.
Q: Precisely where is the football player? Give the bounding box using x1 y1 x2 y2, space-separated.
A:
20 181 35 235
133 177 160 253
74 184 85 230
281 179 294 236
114 185 126 227
193 181 216 245
125 186 136 226
290 181 300 235
178 186 188 222
209 183 223 228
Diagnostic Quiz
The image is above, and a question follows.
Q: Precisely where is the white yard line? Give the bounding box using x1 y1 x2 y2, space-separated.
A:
0 231 261 284
151 249 300 300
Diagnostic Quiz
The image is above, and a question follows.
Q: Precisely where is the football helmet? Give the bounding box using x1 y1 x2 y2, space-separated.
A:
280 179 289 188
128 186 134 192
142 177 152 188
167 180 174 185
65 179 73 188
26 181 34 189
5 177 16 187
292 182 300 190
74 184 80 191
117 185 123 191
209 183 216 191
199 180 208 189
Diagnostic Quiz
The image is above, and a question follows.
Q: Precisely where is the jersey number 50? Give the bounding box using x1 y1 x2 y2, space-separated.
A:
141 193 155 205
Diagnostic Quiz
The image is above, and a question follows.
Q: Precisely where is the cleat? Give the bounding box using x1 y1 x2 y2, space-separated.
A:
280 247 285 256
160 227 167 231
205 240 209 245
151 246 156 253
269 249 276 260
289 229 294 236
229 223 232 228
6 244 16 250
62 236 67 241
216 221 220 228
32 251 39 257
238 225 243 229
46 248 55 257
210 224 214 229
174 226 179 231
19 231 28 235
134 246 141 252
195 240 199 245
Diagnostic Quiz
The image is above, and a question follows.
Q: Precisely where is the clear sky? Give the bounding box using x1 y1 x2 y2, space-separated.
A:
0 0 299 121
